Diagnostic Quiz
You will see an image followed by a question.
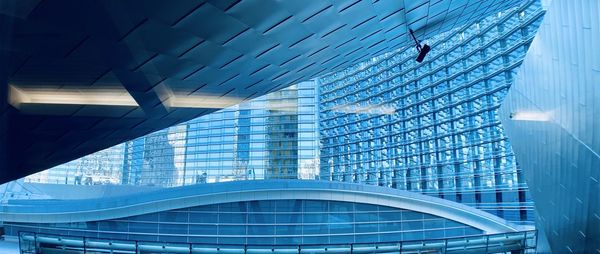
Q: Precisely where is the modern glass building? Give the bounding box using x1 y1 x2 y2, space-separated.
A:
319 0 544 225
3 0 579 253
4 181 537 253
4 184 485 245
22 81 319 187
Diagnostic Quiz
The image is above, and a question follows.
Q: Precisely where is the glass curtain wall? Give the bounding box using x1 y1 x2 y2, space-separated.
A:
5 200 482 245
319 1 544 225
23 81 319 187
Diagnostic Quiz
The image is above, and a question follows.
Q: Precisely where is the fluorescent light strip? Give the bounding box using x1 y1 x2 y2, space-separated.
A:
510 111 552 122
166 95 243 109
9 85 247 110
9 85 138 107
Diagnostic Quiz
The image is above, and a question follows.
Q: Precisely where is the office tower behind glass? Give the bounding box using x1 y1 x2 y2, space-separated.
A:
24 81 319 187
181 81 318 185
266 88 299 179
319 1 544 225
25 144 126 186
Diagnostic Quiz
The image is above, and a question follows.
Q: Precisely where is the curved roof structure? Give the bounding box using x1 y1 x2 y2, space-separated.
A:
1 180 521 234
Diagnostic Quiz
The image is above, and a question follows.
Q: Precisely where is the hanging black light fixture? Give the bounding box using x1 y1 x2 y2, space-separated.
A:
409 29 430 63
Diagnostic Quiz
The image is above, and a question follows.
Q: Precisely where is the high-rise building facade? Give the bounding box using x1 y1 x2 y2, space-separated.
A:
319 0 544 225
180 81 319 184
23 81 319 187
24 144 126 186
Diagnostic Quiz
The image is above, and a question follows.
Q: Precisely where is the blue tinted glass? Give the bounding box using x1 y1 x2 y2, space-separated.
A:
219 213 247 224
129 222 158 233
189 212 218 223
189 224 217 235
318 3 545 225
219 225 245 235
159 212 188 223
248 213 275 224
302 224 328 234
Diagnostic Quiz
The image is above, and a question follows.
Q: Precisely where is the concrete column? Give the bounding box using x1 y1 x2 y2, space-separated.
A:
0 67 9 183
1 8 15 184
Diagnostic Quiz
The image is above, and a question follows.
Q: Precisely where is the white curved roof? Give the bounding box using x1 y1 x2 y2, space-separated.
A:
1 180 522 234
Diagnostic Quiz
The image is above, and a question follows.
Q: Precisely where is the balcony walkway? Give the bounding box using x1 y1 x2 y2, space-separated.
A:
18 230 537 254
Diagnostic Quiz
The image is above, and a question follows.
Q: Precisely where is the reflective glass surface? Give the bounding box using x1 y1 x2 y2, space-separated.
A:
21 81 319 187
5 200 481 245
318 1 544 224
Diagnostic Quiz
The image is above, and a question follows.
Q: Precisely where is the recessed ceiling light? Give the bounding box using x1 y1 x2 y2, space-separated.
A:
166 95 243 109
509 111 552 122
8 85 138 108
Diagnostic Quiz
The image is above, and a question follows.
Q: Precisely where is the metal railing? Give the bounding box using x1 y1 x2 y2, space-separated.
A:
18 230 536 254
